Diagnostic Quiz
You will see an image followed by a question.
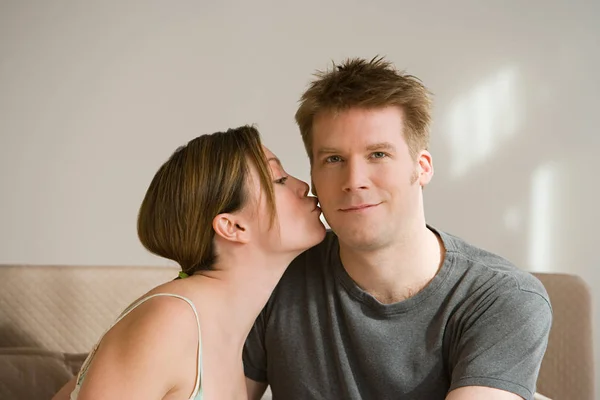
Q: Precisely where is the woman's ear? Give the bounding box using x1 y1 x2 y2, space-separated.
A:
212 213 250 244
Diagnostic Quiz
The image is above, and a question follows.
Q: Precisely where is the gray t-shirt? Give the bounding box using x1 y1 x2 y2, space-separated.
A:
243 228 552 400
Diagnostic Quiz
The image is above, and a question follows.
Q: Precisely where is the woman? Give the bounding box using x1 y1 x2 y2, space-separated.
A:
52 125 326 399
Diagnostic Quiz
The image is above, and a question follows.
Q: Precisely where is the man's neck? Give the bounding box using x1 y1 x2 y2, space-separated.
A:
339 225 445 304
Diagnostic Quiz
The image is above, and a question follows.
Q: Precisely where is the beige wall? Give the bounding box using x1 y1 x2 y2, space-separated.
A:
1 0 598 387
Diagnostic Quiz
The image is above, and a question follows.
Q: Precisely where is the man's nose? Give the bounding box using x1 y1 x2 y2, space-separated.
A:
343 159 370 192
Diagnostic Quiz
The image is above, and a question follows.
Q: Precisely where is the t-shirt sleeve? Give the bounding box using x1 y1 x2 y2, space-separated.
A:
448 285 552 399
243 307 269 383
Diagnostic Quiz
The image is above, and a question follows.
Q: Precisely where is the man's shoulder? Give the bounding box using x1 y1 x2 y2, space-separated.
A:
438 228 548 299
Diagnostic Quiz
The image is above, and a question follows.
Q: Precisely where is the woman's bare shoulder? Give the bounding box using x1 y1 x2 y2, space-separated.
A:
80 288 201 398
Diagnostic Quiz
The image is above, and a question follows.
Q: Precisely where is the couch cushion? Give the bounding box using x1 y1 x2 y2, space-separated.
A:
0 347 86 400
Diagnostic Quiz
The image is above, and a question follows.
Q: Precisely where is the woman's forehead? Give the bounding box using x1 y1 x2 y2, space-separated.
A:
262 145 275 159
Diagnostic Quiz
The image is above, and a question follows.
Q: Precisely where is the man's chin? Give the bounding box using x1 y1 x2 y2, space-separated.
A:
335 229 383 251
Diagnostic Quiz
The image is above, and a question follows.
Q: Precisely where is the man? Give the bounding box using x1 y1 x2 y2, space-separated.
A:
244 57 552 400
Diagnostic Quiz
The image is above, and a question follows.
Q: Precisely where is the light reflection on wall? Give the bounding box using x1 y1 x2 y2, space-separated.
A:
447 68 520 178
528 162 559 272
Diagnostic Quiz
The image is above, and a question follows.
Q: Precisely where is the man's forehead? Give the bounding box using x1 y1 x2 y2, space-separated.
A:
312 108 404 136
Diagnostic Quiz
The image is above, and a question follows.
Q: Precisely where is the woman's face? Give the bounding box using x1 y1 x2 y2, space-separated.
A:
249 146 326 255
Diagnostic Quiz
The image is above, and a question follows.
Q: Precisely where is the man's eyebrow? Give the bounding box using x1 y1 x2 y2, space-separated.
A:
316 143 396 155
316 147 340 156
366 142 396 152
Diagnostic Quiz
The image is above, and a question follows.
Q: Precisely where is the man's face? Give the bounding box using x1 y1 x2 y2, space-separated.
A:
310 106 433 251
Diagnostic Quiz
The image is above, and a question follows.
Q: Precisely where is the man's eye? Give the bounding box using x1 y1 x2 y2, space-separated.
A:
274 176 288 184
371 152 387 159
325 155 342 163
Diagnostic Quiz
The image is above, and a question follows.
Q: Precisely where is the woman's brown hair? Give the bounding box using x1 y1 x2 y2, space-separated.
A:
137 125 276 274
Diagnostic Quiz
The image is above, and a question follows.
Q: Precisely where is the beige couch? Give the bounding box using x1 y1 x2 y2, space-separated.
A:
0 265 594 400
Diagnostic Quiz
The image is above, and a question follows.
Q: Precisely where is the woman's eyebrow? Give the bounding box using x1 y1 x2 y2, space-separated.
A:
267 157 282 167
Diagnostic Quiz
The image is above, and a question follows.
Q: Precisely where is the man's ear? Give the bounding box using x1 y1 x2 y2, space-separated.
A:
417 150 434 187
212 213 250 244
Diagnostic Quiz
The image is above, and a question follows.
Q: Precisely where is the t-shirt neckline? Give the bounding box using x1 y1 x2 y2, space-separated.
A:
332 225 456 316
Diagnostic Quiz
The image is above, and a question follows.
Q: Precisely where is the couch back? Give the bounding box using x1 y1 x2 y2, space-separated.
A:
0 264 177 353
534 273 595 400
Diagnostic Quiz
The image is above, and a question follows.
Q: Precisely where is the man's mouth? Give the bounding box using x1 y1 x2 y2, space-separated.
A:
339 203 380 212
